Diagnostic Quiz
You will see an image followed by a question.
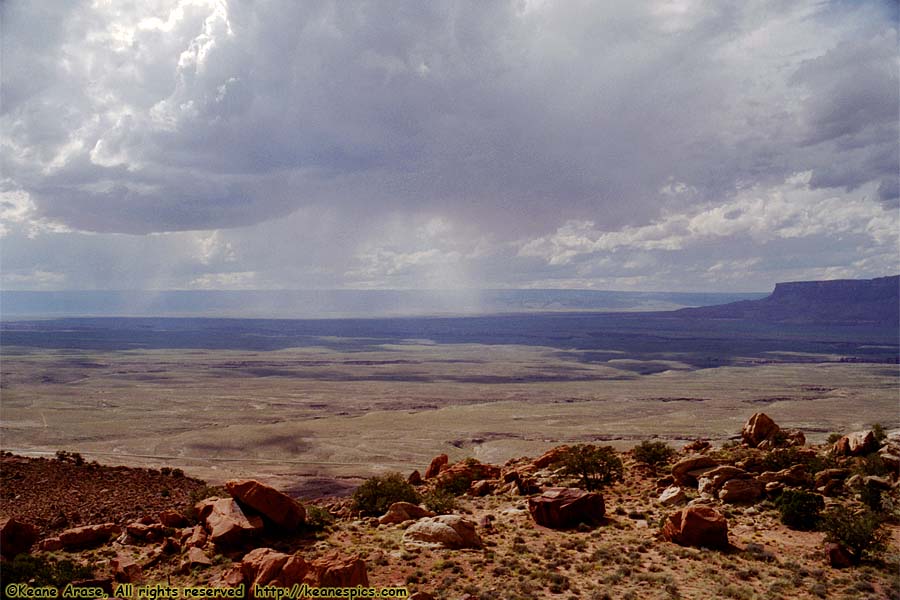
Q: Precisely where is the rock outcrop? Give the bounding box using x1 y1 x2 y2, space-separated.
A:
195 497 264 547
832 431 880 457
527 487 605 529
225 479 305 530
424 454 449 479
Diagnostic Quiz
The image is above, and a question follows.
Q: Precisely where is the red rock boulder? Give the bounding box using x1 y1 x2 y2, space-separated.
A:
662 505 729 549
241 547 310 586
527 487 605 529
0 517 39 557
225 479 305 530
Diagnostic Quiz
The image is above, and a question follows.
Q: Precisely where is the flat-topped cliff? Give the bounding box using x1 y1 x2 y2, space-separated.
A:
678 275 899 324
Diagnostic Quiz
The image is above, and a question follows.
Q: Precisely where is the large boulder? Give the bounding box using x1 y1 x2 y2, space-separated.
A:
741 413 780 448
424 454 449 479
0 518 39 557
757 464 809 487
832 431 880 457
378 502 435 525
402 515 482 549
671 456 718 487
58 523 121 549
195 497 264 547
527 487 605 529
662 505 729 549
718 478 764 503
225 479 305 530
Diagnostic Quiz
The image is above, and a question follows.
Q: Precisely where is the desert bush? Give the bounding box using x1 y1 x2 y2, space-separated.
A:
826 432 843 444
872 423 887 443
821 508 887 564
775 489 824 530
632 440 676 468
54 450 85 466
423 488 457 514
2 555 94 595
559 444 624 491
352 472 421 516
304 504 334 531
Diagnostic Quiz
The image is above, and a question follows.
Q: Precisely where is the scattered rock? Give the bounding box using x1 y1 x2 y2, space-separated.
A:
241 548 298 586
662 505 729 549
758 464 809 487
58 522 121 549
402 515 483 549
657 486 687 507
424 454 449 479
682 439 711 453
225 479 305 530
195 497 263 547
706 466 752 489
310 552 369 588
0 517 39 557
672 456 718 487
112 553 143 583
185 546 212 568
158 510 187 528
378 502 435 525
527 487 605 529
832 431 879 457
181 524 207 548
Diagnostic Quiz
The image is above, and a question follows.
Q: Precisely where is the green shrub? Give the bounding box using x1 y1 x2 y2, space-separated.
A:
303 504 335 531
560 444 624 491
872 423 887 443
826 432 843 445
423 488 458 514
352 472 421 516
632 441 676 468
821 509 887 564
2 554 94 595
775 489 824 530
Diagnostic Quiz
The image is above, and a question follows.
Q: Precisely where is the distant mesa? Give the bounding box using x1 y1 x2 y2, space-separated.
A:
676 275 899 325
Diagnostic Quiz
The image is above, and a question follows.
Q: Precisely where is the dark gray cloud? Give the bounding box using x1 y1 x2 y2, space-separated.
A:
1 0 897 291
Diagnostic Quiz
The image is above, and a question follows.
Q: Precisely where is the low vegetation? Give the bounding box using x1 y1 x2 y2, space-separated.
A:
352 472 421 516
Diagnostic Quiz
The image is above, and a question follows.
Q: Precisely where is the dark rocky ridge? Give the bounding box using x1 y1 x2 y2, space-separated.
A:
677 275 899 324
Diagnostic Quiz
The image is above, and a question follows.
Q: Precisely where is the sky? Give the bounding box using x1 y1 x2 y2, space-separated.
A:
1 0 898 293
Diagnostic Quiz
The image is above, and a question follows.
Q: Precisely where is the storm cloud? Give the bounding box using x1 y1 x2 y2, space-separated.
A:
1 0 897 291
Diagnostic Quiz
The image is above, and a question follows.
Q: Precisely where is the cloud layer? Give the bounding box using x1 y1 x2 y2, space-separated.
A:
1 0 897 292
